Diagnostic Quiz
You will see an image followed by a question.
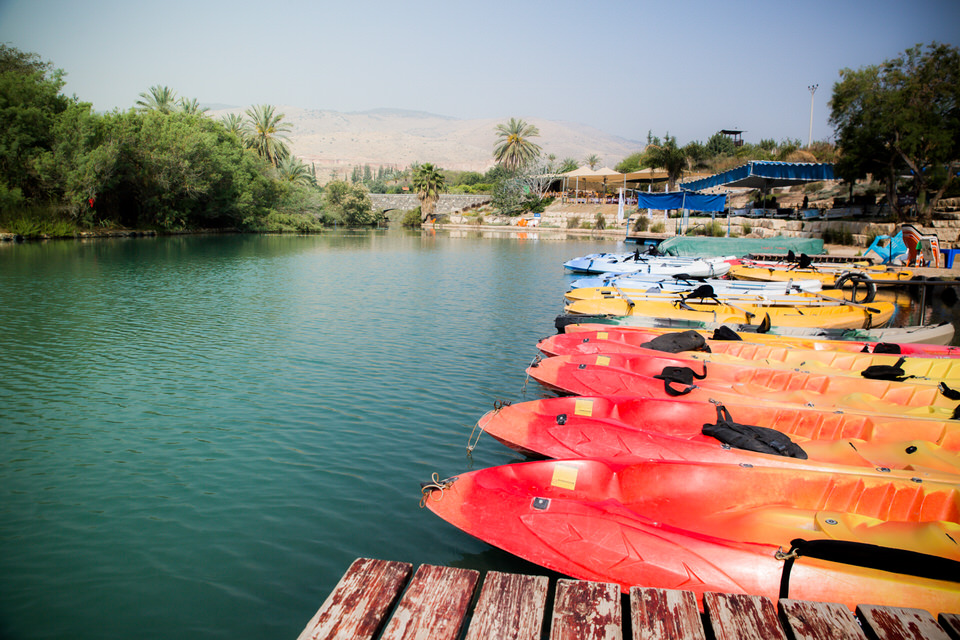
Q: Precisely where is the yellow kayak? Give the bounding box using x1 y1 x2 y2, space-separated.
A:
564 286 850 305
729 264 914 286
563 297 896 330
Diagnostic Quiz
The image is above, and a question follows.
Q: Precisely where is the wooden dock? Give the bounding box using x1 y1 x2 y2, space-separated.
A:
297 557 960 640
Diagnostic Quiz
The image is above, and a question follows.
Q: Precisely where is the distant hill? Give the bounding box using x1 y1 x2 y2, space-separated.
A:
206 106 642 178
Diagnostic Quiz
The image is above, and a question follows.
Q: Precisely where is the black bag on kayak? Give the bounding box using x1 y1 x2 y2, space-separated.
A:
702 404 808 459
860 356 913 382
863 342 902 354
653 365 707 396
641 330 710 354
711 325 742 341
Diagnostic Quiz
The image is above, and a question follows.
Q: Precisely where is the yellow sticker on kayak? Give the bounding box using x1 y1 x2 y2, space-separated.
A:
574 399 594 417
551 463 578 490
596 356 611 366
597 332 608 340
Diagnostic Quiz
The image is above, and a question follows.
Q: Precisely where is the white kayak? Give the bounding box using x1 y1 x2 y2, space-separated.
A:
568 273 823 294
563 252 732 277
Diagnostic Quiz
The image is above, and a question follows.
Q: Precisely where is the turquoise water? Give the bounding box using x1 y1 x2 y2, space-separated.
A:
0 230 619 640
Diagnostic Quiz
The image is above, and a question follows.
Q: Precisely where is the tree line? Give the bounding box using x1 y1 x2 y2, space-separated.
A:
2 42 957 235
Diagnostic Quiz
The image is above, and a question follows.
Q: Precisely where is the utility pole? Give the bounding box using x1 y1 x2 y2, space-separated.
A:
807 84 818 148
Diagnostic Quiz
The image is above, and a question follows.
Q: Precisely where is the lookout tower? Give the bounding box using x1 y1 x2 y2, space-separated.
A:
720 129 744 147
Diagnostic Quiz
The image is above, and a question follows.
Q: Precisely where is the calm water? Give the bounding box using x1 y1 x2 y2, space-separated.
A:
0 230 626 640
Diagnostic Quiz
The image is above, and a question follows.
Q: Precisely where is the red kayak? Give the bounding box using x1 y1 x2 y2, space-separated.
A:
525 352 960 419
477 395 960 477
423 458 960 611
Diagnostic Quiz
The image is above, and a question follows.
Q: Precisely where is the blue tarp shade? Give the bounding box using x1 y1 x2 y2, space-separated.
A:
636 191 726 212
679 161 835 192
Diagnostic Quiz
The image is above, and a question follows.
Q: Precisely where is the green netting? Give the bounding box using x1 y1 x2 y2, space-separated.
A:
656 235 824 258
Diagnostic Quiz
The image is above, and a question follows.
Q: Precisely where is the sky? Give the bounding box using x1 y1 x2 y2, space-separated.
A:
2 0 959 148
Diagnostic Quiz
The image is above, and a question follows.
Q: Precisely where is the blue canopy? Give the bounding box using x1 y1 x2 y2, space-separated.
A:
679 161 835 192
636 191 726 212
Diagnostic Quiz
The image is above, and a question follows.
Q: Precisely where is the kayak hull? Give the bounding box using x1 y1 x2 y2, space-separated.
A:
424 458 960 610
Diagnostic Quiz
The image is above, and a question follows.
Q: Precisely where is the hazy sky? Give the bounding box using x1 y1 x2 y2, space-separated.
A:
2 0 958 147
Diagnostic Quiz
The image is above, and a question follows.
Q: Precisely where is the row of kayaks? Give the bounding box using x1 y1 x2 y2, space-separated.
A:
560 250 924 331
422 251 960 614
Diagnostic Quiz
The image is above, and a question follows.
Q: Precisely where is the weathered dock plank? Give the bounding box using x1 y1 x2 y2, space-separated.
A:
856 605 952 640
550 579 622 640
703 592 787 640
464 571 549 640
378 564 479 640
778 599 868 640
630 587 706 640
940 612 960 640
296 557 412 640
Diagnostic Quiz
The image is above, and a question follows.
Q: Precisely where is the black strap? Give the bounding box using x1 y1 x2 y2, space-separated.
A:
939 382 960 400
653 365 707 397
779 538 960 600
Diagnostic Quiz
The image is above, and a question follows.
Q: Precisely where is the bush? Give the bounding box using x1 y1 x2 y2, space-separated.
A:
695 220 724 237
400 208 421 228
566 216 580 229
741 221 752 235
594 212 606 230
632 215 650 232
650 221 665 233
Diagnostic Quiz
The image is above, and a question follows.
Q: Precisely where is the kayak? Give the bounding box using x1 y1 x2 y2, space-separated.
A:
567 274 824 294
553 316 956 346
563 297 896 330
564 286 850 306
537 331 960 385
563 252 732 277
477 395 960 477
525 353 960 419
560 325 960 358
729 263 914 286
422 457 960 610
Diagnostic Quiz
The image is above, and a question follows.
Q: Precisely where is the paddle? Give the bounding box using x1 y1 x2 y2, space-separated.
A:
810 291 882 314
610 282 636 308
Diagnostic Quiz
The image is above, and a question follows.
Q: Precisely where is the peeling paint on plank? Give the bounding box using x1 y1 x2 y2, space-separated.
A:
630 587 706 640
551 579 622 640
464 571 549 640
779 599 867 640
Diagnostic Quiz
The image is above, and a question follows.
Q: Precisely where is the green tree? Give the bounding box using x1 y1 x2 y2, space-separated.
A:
493 117 542 171
136 85 178 113
412 163 445 222
244 104 291 168
615 152 644 173
0 45 71 206
705 132 736 156
584 154 601 170
322 180 373 226
558 157 579 173
830 42 960 223
643 134 687 191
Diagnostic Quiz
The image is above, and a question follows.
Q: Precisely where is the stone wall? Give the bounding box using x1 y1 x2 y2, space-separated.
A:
369 194 490 215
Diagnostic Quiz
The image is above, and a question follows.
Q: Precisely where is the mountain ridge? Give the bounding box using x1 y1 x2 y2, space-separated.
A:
206 106 643 175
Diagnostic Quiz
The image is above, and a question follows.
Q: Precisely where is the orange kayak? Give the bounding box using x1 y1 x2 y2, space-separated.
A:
423 458 960 610
562 324 960 357
526 353 960 419
477 395 960 477
537 330 960 385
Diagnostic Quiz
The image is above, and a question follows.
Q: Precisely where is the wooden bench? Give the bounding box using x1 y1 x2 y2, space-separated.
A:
296 558 960 640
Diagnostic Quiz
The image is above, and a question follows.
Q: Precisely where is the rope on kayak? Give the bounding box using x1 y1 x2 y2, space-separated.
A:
419 473 456 507
466 400 512 453
776 538 960 600
520 354 541 396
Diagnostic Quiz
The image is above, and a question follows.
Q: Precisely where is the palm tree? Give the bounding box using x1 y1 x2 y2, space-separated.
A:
219 113 245 139
493 118 542 171
644 134 688 191
245 104 291 167
585 154 602 170
136 85 178 113
277 155 316 187
178 97 208 115
412 163 445 223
